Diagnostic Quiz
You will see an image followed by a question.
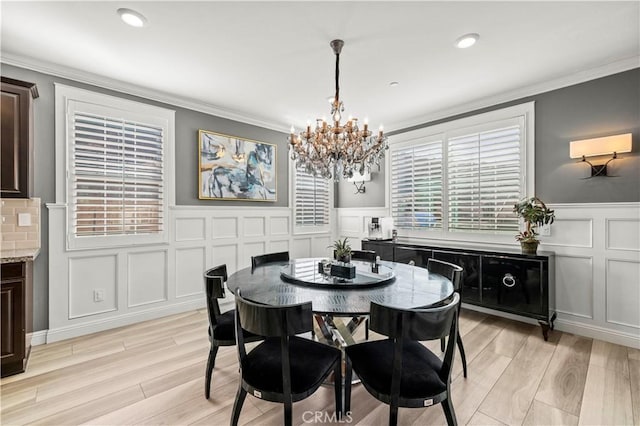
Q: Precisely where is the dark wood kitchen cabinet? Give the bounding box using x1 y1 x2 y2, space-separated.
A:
1 261 33 377
1 77 38 198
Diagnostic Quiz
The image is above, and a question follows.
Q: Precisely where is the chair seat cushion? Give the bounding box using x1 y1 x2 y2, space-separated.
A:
210 310 257 343
242 336 340 395
345 339 445 400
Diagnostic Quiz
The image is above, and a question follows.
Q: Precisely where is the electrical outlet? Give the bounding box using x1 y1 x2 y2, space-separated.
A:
539 224 551 237
18 213 31 227
93 289 105 302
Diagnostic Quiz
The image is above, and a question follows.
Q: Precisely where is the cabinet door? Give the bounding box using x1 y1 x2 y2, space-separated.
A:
393 246 431 267
361 241 394 261
432 251 482 304
1 79 35 198
481 256 546 318
1 280 25 363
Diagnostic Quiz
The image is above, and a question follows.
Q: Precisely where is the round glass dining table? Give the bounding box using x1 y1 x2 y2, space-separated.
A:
228 257 455 381
227 257 453 316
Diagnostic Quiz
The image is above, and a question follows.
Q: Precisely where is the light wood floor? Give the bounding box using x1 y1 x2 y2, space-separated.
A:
1 309 638 425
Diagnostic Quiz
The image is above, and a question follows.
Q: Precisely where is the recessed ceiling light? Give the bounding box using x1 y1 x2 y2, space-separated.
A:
389 81 399 87
117 8 147 28
455 33 479 49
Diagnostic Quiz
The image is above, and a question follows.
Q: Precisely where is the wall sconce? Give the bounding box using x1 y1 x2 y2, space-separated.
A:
569 133 632 177
347 170 371 194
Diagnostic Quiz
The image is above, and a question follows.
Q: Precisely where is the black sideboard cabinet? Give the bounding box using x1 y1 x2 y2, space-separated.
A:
362 239 556 340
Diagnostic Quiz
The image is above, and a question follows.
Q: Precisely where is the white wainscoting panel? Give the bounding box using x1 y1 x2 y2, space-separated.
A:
175 217 206 242
127 250 168 308
292 238 312 258
243 242 266 267
607 218 640 251
212 244 238 273
606 258 640 329
339 216 362 237
269 239 290 253
212 217 238 239
175 247 206 298
336 203 640 348
555 255 594 319
544 219 592 248
271 216 289 236
68 255 118 319
47 205 330 342
244 217 266 238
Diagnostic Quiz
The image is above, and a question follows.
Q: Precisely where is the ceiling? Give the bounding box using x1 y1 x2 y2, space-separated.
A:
1 1 639 133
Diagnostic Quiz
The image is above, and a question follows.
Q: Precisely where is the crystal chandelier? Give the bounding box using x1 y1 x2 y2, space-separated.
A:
288 39 388 181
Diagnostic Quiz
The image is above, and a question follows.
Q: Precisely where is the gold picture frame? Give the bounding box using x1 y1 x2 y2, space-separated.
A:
198 129 277 201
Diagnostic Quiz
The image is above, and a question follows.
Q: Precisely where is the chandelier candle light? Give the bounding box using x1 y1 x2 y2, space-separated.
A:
289 39 389 181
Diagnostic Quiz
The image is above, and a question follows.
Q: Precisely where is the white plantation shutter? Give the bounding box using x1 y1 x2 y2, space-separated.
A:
70 110 164 238
391 140 443 229
295 167 330 226
447 122 522 233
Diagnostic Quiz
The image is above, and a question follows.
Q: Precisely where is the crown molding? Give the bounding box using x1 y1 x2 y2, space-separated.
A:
1 52 290 133
388 55 640 134
3 52 637 135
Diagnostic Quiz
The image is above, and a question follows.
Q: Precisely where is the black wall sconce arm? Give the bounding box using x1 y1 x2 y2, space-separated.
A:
580 152 617 178
353 181 366 194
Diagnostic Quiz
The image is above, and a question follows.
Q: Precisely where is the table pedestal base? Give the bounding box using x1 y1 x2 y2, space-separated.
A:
313 314 366 385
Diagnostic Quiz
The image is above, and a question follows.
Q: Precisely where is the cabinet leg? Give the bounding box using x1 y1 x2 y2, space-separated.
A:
538 321 550 341
549 312 557 330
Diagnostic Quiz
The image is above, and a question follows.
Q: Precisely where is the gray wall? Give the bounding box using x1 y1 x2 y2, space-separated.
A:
337 68 640 207
1 63 288 331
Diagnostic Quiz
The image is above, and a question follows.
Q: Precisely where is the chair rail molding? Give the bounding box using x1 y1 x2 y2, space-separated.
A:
337 202 640 348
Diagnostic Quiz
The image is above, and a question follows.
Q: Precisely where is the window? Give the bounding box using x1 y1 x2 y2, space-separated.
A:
390 102 534 240
293 166 330 231
391 138 443 230
56 85 174 249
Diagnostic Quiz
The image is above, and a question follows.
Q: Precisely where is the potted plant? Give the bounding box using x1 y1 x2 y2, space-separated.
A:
513 197 555 254
330 237 352 263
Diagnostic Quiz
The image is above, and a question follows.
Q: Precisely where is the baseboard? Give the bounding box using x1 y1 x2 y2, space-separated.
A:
462 303 640 349
30 330 48 346
46 299 206 343
554 319 640 349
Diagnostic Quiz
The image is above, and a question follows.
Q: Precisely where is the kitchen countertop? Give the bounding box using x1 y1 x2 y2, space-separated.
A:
0 247 40 264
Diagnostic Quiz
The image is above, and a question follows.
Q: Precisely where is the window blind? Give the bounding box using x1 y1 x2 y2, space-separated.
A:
391 140 443 230
447 124 521 233
71 112 164 237
294 168 330 226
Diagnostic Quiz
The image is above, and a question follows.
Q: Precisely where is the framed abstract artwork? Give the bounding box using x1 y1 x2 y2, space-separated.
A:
198 130 277 201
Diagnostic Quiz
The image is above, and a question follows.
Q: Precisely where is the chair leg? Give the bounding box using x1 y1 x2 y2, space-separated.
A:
442 397 458 426
440 337 446 352
230 386 247 426
456 332 467 378
284 401 293 426
365 318 369 341
333 361 343 419
389 404 399 426
205 345 219 399
345 357 352 414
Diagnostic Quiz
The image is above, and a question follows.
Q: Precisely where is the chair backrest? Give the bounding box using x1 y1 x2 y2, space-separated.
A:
251 251 290 272
351 250 377 262
369 293 460 386
204 264 228 328
369 292 460 341
427 258 463 293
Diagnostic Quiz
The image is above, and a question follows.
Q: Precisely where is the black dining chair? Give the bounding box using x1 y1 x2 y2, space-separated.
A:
203 265 262 399
251 251 290 272
231 291 343 426
427 258 467 378
344 293 461 426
